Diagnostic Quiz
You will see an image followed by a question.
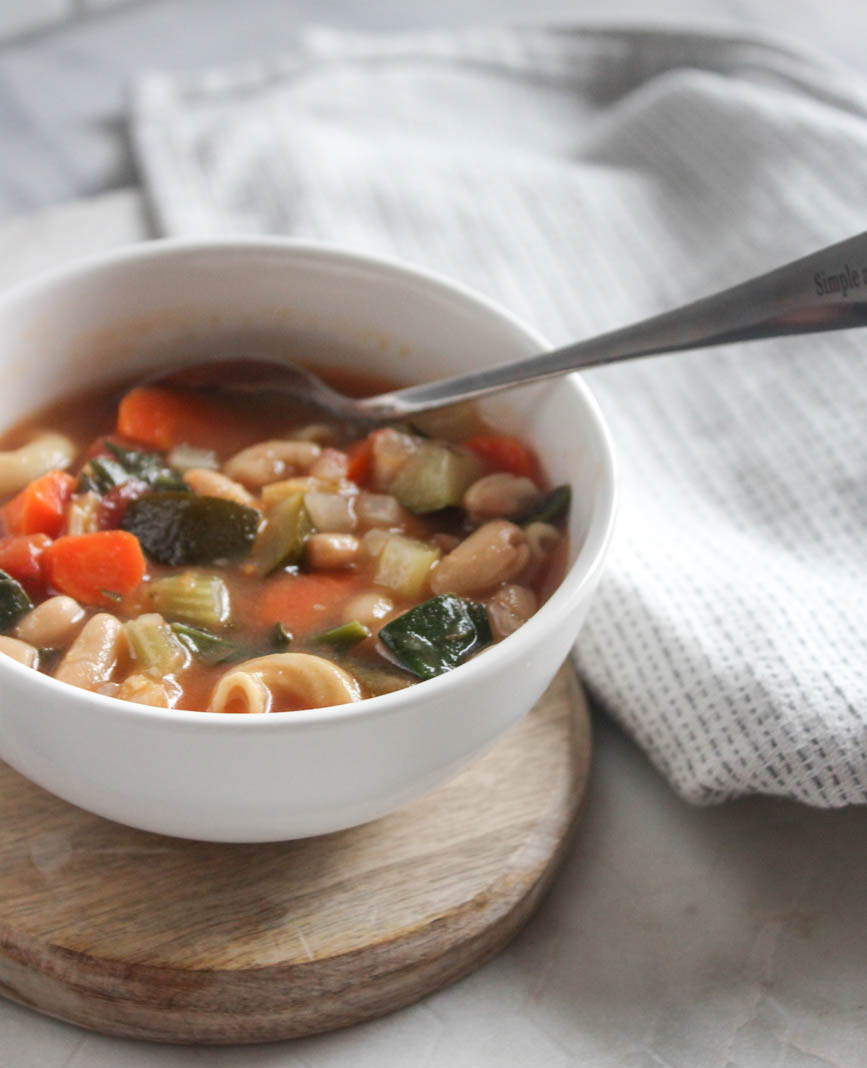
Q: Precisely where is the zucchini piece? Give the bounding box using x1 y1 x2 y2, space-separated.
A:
516 484 571 527
122 493 261 565
125 613 187 675
389 442 481 514
150 571 231 629
338 657 413 696
374 535 440 600
0 569 33 631
311 620 370 650
169 622 244 666
254 492 313 575
378 593 491 680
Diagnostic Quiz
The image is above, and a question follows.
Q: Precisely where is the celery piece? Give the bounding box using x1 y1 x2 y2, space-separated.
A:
170 622 242 666
379 594 492 680
255 492 313 575
0 569 33 631
122 493 260 565
311 620 370 650
150 571 231 629
389 443 481 514
516 484 571 527
374 535 440 600
167 443 218 473
125 614 187 675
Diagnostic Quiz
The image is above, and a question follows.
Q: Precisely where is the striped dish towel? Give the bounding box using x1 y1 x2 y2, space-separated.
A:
131 24 867 806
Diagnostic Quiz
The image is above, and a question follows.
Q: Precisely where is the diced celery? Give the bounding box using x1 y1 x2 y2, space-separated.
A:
125 613 187 675
304 491 356 533
255 492 314 575
150 571 231 629
167 443 219 472
389 443 481 514
374 535 440 600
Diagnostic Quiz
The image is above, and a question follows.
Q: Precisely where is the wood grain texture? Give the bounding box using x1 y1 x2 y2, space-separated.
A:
0 665 591 1044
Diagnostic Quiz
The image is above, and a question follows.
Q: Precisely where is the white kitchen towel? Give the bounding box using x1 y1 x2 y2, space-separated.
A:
131 24 867 807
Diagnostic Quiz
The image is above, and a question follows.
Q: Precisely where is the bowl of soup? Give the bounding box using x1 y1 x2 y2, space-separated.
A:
0 240 616 841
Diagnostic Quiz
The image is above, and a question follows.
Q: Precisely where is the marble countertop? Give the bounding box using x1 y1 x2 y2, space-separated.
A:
0 3 866 1065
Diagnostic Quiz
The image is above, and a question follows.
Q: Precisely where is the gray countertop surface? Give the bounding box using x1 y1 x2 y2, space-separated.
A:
0 3 866 1066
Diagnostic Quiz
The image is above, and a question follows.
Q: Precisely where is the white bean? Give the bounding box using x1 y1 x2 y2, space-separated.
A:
14 596 85 648
0 432 76 497
55 614 126 692
355 492 406 529
115 673 174 708
463 473 539 520
341 591 395 628
0 635 38 668
309 448 349 481
209 653 362 713
430 520 530 596
223 440 321 488
183 467 256 506
305 533 360 570
486 584 537 641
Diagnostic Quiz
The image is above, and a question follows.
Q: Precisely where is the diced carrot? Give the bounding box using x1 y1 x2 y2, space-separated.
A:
0 534 52 597
463 435 539 480
117 387 249 454
345 434 376 485
45 531 146 607
1 470 76 538
259 573 361 636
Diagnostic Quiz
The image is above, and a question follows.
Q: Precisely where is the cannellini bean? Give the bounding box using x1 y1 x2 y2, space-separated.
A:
65 491 100 535
223 440 321 488
463 473 539 520
341 591 395 627
306 532 360 570
304 490 356 532
14 596 85 648
183 467 256 506
430 520 530 596
115 673 174 708
521 521 562 583
355 492 406 529
0 432 76 496
486 584 537 641
210 653 362 713
0 635 38 668
309 448 349 481
430 532 460 553
55 614 126 692
290 423 337 444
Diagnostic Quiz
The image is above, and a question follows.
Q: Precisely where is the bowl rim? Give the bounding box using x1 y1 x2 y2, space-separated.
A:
0 236 618 731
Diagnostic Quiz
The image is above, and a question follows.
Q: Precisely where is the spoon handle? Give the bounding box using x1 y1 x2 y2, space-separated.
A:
358 230 867 418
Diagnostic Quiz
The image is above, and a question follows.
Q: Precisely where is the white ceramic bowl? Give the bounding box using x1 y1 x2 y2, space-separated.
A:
0 240 616 842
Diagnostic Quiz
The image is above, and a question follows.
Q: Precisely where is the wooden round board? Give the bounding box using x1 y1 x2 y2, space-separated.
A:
0 665 591 1044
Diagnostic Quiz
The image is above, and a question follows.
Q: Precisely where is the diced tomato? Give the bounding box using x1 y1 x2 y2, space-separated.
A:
1 470 76 538
259 572 361 636
0 533 52 597
463 435 539 480
44 531 146 607
97 478 150 530
345 435 376 486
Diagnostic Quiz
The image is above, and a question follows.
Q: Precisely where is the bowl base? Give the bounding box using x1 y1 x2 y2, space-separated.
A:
0 665 591 1044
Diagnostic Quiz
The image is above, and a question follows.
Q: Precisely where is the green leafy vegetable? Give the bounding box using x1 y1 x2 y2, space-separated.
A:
0 569 33 631
378 593 492 680
271 622 293 648
311 620 370 649
122 493 261 565
516 484 571 527
170 622 244 666
104 441 187 491
87 456 132 494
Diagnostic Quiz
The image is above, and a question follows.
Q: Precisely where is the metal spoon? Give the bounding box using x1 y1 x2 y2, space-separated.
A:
150 231 867 422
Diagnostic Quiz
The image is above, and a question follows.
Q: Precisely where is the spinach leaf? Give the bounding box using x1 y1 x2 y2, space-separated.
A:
170 622 245 666
516 484 571 527
378 593 491 680
0 569 33 631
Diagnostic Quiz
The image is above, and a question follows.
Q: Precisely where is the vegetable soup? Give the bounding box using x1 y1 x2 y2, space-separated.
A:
0 369 570 713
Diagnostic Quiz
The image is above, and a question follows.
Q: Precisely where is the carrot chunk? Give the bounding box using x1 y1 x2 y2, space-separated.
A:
117 387 261 455
0 534 52 597
463 435 538 480
259 573 361 636
45 531 146 606
1 470 76 538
